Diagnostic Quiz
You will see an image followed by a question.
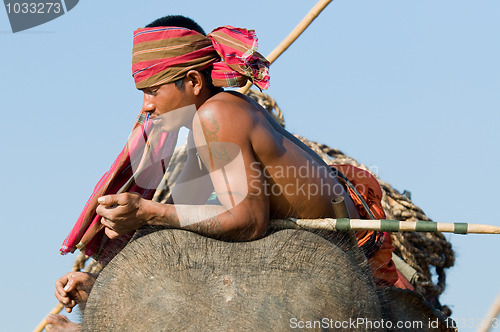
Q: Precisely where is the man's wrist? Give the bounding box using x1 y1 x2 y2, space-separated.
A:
137 198 156 227
140 199 173 227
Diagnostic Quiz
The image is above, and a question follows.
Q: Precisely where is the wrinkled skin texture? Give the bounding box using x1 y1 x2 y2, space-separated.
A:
379 288 456 332
83 229 381 331
82 229 456 331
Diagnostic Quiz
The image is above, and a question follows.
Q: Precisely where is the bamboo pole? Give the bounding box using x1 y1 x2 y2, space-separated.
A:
237 0 334 95
476 292 500 332
270 218 500 235
79 218 500 255
33 303 63 332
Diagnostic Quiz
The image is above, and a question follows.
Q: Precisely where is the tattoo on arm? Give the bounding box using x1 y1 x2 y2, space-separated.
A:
201 112 219 142
199 112 231 165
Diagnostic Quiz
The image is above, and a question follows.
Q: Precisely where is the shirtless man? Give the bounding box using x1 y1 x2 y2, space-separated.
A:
47 15 364 331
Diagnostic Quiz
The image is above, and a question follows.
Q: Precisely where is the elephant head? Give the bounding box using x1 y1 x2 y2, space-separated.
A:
82 228 455 331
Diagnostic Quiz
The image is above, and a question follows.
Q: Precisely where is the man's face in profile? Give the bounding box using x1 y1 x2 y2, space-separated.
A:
140 82 197 131
141 81 193 118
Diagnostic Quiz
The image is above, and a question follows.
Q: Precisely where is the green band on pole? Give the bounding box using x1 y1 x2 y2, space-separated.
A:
415 221 438 232
453 223 468 234
380 219 400 232
335 218 351 231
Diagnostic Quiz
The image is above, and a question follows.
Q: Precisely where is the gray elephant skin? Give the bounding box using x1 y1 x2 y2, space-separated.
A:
83 229 455 331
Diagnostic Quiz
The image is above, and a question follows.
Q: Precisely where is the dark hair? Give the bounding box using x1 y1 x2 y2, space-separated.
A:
146 15 206 35
146 15 222 93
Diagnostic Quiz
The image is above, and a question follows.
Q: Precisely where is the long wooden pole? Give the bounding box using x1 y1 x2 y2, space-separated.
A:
270 218 500 235
237 0 334 95
477 292 500 332
33 304 64 332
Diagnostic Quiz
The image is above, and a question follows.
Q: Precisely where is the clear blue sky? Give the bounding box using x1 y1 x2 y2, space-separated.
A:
1 1 499 331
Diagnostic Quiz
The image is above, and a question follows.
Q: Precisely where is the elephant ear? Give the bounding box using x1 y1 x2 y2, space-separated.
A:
379 287 457 332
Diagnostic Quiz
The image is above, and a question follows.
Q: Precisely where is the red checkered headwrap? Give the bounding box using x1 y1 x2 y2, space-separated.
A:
132 25 270 90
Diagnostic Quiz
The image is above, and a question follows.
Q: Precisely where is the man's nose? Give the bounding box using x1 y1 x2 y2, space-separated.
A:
142 94 155 113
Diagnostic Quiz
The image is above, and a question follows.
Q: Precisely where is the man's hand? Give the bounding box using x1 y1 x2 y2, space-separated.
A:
54 272 96 313
96 193 150 239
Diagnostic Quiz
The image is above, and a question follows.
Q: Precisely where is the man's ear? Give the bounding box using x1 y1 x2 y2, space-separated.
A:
185 70 203 96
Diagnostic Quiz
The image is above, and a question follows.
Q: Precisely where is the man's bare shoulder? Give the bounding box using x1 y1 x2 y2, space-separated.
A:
195 92 259 141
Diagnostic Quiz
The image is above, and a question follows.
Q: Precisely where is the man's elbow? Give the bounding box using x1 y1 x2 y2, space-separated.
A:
230 218 268 241
251 219 269 240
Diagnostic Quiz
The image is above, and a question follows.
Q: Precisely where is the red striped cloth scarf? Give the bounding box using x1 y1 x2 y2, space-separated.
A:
60 113 178 264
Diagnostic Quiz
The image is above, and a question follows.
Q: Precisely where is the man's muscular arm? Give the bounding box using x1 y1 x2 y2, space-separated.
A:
98 195 263 240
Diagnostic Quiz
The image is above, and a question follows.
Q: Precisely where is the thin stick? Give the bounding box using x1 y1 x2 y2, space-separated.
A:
476 292 500 332
75 178 135 251
270 218 500 235
238 0 333 94
33 303 64 332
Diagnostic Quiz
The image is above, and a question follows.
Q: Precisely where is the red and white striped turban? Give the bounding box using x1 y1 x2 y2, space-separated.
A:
132 25 270 90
